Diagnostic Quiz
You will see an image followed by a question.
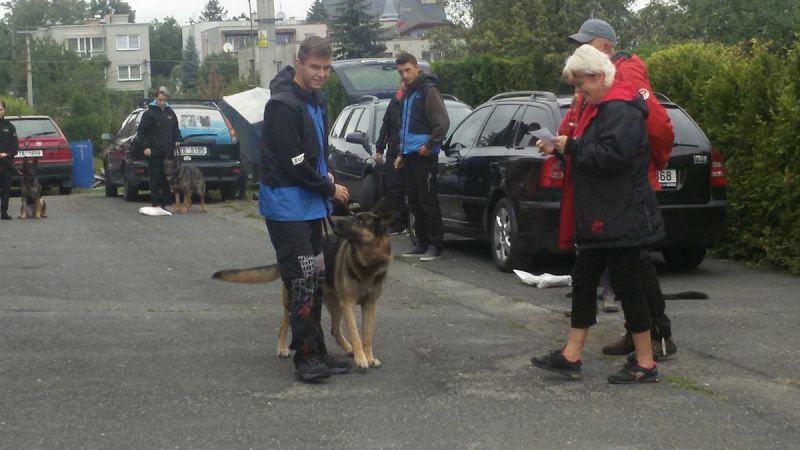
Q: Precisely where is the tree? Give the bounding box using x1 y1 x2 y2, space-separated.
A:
149 17 183 80
88 0 136 23
180 35 200 94
678 0 800 48
306 0 328 24
200 0 227 22
330 0 386 59
2 0 87 28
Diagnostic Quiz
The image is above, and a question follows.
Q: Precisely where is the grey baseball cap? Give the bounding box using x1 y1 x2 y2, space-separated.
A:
568 19 617 44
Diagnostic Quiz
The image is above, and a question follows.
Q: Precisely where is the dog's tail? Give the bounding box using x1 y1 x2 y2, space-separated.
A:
212 265 281 284
663 291 710 300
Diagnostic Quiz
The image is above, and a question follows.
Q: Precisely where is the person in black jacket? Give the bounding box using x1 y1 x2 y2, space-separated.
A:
260 36 351 382
394 53 450 262
531 45 666 384
0 100 19 220
137 88 181 209
375 84 407 233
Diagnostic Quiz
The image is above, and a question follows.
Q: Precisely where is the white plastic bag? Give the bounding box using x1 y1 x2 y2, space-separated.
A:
513 270 571 289
138 206 172 217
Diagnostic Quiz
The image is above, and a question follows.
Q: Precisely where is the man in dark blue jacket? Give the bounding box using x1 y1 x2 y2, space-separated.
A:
137 88 181 209
394 53 450 261
260 36 351 382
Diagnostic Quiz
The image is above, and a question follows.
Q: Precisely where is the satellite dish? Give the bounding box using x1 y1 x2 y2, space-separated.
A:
223 42 234 53
276 11 286 22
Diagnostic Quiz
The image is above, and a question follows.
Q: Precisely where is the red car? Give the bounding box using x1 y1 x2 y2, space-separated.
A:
8 115 73 195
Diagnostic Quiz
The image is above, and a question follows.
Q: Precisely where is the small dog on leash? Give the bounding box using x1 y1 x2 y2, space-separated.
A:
19 158 46 219
163 158 207 213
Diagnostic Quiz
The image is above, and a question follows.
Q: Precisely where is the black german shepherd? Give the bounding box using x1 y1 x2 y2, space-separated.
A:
18 158 46 219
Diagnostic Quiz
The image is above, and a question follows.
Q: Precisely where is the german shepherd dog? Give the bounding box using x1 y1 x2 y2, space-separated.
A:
18 158 46 219
163 158 207 213
213 202 395 370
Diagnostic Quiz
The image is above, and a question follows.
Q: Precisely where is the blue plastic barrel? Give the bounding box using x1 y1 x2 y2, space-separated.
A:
70 140 94 188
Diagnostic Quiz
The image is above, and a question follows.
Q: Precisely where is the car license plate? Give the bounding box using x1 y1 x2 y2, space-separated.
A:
15 150 43 158
658 169 677 187
179 146 207 156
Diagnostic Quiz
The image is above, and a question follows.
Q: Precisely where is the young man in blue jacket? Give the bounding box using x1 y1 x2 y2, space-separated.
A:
394 53 450 261
260 36 351 382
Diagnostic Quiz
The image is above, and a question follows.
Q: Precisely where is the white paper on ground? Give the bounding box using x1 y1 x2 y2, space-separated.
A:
513 269 571 288
138 206 172 216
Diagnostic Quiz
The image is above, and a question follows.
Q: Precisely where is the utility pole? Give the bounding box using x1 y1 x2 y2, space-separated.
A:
256 0 277 88
25 34 33 107
247 0 256 84
143 59 150 99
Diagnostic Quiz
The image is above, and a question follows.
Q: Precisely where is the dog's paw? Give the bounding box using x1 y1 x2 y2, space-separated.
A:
277 348 290 358
354 355 370 371
369 358 382 369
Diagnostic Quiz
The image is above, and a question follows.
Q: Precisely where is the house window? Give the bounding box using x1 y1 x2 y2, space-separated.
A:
66 37 105 58
116 34 141 51
118 65 142 81
276 32 294 44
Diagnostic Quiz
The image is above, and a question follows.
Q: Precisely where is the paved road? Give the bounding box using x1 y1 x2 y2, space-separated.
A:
1 192 798 449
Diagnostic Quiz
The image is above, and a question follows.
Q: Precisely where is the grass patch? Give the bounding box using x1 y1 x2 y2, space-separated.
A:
507 320 526 330
666 376 727 400
245 212 262 221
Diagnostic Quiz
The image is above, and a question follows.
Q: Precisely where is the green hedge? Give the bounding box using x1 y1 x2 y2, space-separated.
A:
646 41 800 272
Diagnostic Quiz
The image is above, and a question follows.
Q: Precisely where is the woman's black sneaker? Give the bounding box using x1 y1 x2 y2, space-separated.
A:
608 361 660 384
321 354 352 374
530 349 582 380
294 356 331 382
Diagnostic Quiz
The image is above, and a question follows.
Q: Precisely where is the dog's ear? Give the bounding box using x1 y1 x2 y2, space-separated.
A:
22 157 29 168
379 210 397 229
370 197 387 213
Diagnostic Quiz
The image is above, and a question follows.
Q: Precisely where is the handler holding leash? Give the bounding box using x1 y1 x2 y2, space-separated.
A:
0 100 19 221
260 36 351 382
138 87 181 210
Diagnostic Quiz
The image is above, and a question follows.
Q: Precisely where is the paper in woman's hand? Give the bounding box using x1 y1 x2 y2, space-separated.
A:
531 128 555 143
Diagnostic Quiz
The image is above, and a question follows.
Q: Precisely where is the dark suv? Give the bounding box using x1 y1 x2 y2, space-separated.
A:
103 101 242 201
328 95 472 210
437 91 726 271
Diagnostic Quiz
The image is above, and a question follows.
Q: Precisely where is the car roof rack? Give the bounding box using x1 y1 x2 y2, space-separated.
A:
653 92 674 103
488 91 557 102
355 95 381 104
442 94 462 102
136 98 220 108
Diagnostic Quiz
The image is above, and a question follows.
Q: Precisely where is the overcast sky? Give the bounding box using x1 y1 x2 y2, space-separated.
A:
131 0 315 24
0 0 316 25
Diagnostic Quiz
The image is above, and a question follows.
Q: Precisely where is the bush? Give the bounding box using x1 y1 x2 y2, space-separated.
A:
0 96 34 115
647 41 800 272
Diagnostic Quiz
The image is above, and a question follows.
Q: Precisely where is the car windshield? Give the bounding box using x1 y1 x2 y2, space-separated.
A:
10 119 60 139
666 106 708 146
334 62 431 94
173 108 227 135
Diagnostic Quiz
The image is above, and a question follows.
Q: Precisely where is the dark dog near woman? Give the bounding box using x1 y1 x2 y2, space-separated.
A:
163 158 207 213
19 158 46 219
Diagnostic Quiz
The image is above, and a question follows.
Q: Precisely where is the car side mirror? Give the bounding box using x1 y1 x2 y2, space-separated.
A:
444 142 462 157
346 132 372 154
101 133 113 142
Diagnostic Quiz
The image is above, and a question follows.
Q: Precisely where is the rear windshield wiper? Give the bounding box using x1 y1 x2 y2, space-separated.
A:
672 142 699 148
23 131 58 138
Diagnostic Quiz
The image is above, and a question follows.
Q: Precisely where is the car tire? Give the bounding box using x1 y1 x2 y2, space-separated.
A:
359 173 378 211
104 164 117 197
122 173 138 202
662 247 706 270
490 197 522 272
59 185 72 195
221 185 236 201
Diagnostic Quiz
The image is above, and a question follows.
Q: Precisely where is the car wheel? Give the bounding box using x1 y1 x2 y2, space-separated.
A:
123 172 138 202
221 185 236 201
59 185 72 195
491 198 521 272
359 173 378 211
104 164 117 197
662 247 706 270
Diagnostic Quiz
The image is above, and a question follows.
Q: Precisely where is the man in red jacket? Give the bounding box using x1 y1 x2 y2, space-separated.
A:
559 19 677 360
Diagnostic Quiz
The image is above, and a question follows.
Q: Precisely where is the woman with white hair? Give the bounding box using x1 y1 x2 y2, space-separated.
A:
531 45 666 384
